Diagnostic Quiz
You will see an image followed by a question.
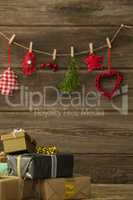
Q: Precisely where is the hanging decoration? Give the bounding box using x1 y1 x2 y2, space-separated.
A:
0 24 126 57
0 24 129 99
0 35 19 96
59 46 80 93
41 63 58 72
85 43 103 71
95 37 124 99
40 49 59 72
22 42 36 76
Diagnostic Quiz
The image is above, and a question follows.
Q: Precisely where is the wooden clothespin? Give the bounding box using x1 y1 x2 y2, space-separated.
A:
89 43 93 54
106 37 112 49
9 34 16 45
53 49 57 61
70 46 74 58
29 42 33 53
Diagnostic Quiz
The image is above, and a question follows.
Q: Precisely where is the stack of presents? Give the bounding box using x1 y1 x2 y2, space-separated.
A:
0 129 91 200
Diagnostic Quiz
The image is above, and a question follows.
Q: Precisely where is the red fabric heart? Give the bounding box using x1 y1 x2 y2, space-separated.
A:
95 69 124 99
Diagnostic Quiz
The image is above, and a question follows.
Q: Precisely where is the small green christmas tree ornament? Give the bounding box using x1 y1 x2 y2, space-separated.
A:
59 46 80 93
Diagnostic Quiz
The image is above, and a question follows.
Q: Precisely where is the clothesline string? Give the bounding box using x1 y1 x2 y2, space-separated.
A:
0 24 132 57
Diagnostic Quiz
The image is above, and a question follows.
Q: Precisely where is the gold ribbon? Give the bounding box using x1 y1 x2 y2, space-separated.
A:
36 145 58 155
64 180 76 199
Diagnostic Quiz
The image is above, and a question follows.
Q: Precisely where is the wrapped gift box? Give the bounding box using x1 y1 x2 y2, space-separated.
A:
0 163 8 176
1 129 36 154
39 176 91 200
7 153 74 179
0 176 35 200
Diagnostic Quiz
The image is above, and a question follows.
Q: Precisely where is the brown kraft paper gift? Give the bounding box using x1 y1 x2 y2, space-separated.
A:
0 176 35 200
39 176 91 200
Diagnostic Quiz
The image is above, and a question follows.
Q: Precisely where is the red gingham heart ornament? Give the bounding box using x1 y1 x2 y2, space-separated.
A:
0 68 19 96
0 45 19 96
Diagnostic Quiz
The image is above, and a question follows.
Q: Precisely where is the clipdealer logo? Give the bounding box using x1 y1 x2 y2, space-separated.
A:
4 84 128 116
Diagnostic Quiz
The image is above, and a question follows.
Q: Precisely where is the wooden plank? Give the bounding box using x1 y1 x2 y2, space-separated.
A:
0 0 132 186
0 89 130 113
0 70 130 112
0 0 132 25
1 127 132 154
91 184 133 199
75 154 133 183
26 184 133 199
0 26 132 69
0 111 132 129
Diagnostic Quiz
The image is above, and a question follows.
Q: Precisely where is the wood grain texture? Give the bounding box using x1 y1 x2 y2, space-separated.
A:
0 112 132 183
91 184 133 199
0 26 133 69
75 154 133 183
0 0 132 25
0 70 129 112
1 128 133 154
0 0 133 184
0 112 132 129
24 184 133 200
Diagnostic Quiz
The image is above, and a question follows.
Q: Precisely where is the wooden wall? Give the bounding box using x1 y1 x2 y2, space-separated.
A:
0 0 133 183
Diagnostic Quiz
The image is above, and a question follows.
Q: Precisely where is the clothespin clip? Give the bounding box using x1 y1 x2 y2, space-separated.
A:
9 34 16 45
29 42 33 53
106 37 112 49
89 43 94 54
121 24 124 28
70 46 74 58
52 49 57 61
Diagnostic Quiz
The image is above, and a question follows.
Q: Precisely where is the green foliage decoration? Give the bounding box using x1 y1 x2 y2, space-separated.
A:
59 57 80 93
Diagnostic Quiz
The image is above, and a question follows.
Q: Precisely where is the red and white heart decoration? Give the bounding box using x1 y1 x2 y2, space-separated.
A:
0 41 19 96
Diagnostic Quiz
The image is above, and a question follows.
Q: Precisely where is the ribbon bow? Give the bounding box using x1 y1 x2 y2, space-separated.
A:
36 145 58 155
